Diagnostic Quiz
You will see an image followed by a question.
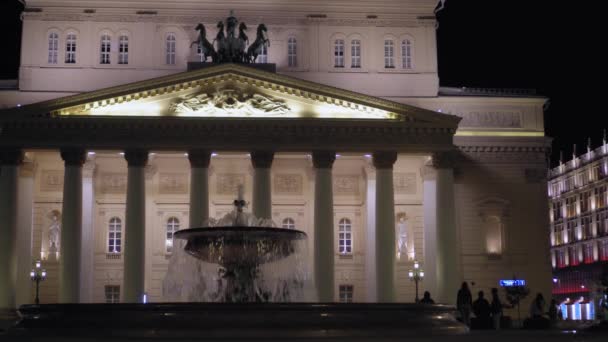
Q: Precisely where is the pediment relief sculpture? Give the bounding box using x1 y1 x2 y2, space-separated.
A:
169 88 290 117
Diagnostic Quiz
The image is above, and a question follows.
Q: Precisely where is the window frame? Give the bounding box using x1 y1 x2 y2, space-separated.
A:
339 284 354 303
165 216 179 254
350 39 361 68
118 34 129 65
338 218 353 254
334 39 345 68
104 285 120 303
65 32 77 64
383 39 395 69
401 38 413 69
100 34 111 65
108 216 122 253
282 217 296 230
287 36 297 68
165 33 177 65
48 32 59 64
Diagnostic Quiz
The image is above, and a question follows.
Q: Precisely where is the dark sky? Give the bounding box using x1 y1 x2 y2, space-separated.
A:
1 1 605 166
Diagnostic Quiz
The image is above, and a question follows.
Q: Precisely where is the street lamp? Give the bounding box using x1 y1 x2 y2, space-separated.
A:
30 260 47 305
408 260 424 303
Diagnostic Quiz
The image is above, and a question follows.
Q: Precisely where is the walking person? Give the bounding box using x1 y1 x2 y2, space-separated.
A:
457 282 473 326
490 287 504 330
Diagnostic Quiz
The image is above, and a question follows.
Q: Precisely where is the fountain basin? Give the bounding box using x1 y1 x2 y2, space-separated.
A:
174 226 306 266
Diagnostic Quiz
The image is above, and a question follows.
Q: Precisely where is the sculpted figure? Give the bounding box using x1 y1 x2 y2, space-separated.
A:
247 24 269 63
48 211 61 253
191 23 217 62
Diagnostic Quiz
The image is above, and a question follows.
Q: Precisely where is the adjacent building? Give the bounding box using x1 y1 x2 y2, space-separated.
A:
548 137 608 320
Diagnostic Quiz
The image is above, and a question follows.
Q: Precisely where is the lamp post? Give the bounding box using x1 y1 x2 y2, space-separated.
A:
30 260 47 305
408 260 424 303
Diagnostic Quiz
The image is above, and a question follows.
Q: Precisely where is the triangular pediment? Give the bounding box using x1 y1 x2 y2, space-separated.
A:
7 64 459 127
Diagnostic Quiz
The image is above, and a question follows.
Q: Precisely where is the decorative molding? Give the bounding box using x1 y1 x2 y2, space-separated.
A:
457 145 549 164
450 110 523 128
393 172 416 194
333 175 360 196
159 173 188 194
216 173 245 195
274 174 303 195
99 173 128 194
40 170 63 192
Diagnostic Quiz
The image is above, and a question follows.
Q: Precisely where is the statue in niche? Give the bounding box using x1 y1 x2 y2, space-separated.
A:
47 210 61 259
396 213 414 261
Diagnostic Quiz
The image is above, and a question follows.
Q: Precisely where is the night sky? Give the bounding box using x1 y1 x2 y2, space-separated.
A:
1 0 605 167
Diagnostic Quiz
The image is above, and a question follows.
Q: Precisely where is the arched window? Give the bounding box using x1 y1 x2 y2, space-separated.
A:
338 218 352 254
118 35 129 65
384 39 394 68
48 33 58 64
258 44 268 63
108 217 122 253
282 218 296 230
287 37 297 67
401 39 412 69
65 33 77 64
166 33 176 65
334 39 345 68
351 39 361 68
166 217 179 253
485 216 503 255
100 34 111 64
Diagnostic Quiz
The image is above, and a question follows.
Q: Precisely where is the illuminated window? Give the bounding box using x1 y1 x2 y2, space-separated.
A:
339 284 354 303
554 223 564 245
104 285 120 303
485 216 503 255
580 191 591 213
566 220 576 243
566 197 577 218
334 39 344 67
581 215 592 239
569 246 580 266
401 39 412 69
48 33 58 64
166 217 179 253
287 37 297 67
556 249 567 268
100 34 111 64
65 33 77 64
597 210 608 236
166 33 176 65
118 35 129 64
282 217 296 230
595 186 606 209
599 239 608 261
552 201 563 221
338 218 352 254
351 39 361 68
384 39 394 68
258 44 268 63
583 243 594 263
108 217 122 253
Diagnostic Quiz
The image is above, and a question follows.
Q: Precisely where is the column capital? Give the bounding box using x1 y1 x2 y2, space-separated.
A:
60 148 86 167
372 151 398 169
312 151 336 169
0 148 24 166
250 151 275 169
188 149 212 168
124 149 148 167
429 151 456 169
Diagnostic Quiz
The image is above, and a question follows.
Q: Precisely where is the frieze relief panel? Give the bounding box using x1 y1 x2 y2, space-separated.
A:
394 172 417 195
333 175 360 196
99 173 128 194
40 170 63 192
274 174 303 195
159 173 188 194
448 110 523 128
216 174 246 195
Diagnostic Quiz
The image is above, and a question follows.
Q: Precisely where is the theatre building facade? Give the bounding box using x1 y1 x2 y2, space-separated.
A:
1 0 551 311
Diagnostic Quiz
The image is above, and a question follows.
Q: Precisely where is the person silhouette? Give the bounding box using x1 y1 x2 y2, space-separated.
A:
457 282 473 326
420 291 435 304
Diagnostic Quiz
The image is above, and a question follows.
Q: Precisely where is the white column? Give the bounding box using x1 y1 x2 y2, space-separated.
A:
422 167 438 301
312 151 336 302
188 150 211 227
123 149 148 303
59 148 86 303
251 151 274 220
423 152 459 304
373 151 397 302
80 157 96 302
364 165 377 302
15 158 34 307
0 149 23 311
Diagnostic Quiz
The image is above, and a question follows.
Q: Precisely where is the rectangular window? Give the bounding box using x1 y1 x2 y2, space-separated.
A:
581 215 592 239
118 36 129 65
100 35 111 64
600 240 608 261
580 191 591 213
48 33 58 64
595 185 606 209
583 243 594 263
339 285 354 303
166 34 176 65
566 220 576 243
597 210 608 236
552 201 563 221
556 249 566 268
384 40 394 68
401 39 412 69
554 223 563 245
65 34 77 64
569 246 579 266
258 44 268 63
334 39 344 68
104 285 120 303
351 40 361 68
566 197 577 218
287 37 297 67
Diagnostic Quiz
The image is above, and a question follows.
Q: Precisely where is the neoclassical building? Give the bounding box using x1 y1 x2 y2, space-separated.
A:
1 0 551 311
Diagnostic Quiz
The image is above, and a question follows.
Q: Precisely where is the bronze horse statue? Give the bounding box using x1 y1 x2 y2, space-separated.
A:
247 24 269 63
235 22 249 63
213 21 227 63
191 23 216 62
